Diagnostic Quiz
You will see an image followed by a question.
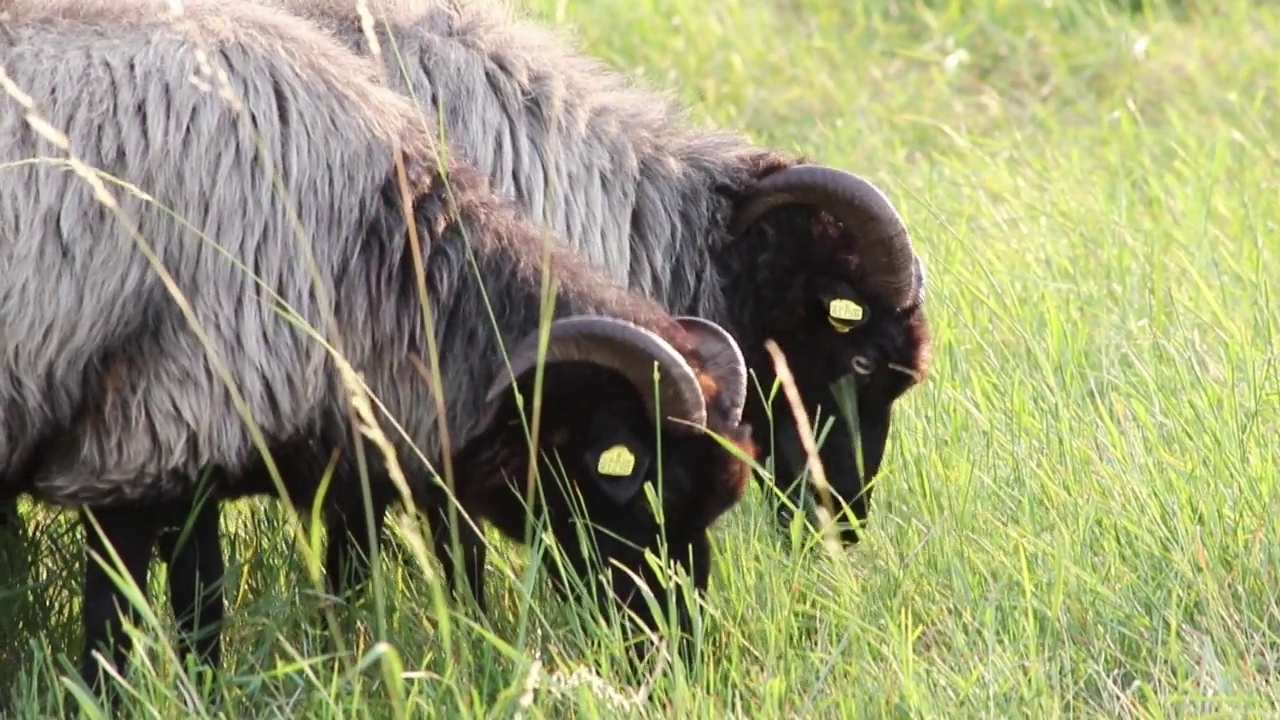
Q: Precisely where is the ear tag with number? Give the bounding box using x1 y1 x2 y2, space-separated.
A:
827 298 864 333
596 444 637 477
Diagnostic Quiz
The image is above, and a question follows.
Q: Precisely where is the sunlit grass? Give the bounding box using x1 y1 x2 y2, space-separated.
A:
2 0 1277 716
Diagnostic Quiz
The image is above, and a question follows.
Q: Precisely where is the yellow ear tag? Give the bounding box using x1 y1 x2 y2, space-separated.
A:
596 444 637 477
827 298 864 333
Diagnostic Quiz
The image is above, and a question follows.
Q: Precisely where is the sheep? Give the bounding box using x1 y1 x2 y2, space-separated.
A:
0 0 755 693
144 0 937 682
254 0 933 545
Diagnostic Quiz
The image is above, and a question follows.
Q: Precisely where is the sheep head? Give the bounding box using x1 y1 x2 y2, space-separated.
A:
729 164 932 545
455 314 754 645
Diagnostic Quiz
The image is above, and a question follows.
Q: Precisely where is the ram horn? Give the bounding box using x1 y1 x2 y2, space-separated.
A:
486 316 709 430
730 164 920 309
674 316 748 428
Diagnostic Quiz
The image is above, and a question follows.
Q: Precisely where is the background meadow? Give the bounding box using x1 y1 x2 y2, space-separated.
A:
1 0 1276 716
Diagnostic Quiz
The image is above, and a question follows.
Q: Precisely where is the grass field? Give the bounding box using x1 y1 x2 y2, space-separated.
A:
2 0 1278 716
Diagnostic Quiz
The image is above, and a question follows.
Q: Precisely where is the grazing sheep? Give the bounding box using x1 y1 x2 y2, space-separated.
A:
258 0 934 544
0 0 754 692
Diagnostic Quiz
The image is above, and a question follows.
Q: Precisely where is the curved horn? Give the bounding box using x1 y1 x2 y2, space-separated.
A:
730 164 919 309
486 316 708 430
674 316 748 428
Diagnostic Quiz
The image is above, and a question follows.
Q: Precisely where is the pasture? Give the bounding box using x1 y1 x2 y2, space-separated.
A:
1 0 1276 716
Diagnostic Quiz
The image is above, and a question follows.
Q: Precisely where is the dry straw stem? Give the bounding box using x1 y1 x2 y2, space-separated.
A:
763 340 842 556
358 0 506 601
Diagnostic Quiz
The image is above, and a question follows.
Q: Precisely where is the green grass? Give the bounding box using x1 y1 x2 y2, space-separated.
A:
3 0 1279 716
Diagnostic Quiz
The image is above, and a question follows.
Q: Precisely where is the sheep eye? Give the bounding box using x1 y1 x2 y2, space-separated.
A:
852 355 874 375
827 298 866 334
596 444 637 477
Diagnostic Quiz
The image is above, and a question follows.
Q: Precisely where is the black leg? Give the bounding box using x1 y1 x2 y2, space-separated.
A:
154 499 225 677
428 501 487 613
0 498 31 680
0 499 18 529
323 496 390 599
79 504 164 695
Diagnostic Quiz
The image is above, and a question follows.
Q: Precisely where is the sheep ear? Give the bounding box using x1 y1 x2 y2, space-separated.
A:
588 442 649 505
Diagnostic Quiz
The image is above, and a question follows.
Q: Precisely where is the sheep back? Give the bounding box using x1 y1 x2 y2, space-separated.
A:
259 0 797 323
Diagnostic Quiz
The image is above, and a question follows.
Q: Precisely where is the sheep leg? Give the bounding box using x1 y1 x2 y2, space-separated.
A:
322 497 390 598
0 498 18 528
154 498 225 677
79 504 164 694
428 500 487 613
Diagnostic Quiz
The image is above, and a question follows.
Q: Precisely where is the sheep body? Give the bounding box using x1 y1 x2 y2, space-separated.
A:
2 0 404 505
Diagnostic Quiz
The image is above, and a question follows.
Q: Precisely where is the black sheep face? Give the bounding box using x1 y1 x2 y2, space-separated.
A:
459 363 753 640
751 257 932 544
731 178 932 546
